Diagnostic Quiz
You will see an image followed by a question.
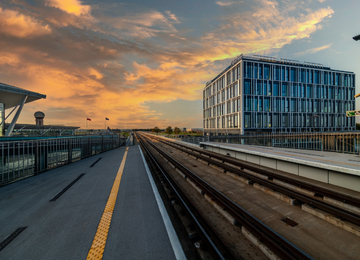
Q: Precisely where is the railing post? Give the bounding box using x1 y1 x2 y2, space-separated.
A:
101 135 104 152
88 137 91 156
68 138 72 163
35 141 39 175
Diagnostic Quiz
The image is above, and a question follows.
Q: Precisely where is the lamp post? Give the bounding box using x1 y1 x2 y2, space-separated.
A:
353 34 360 41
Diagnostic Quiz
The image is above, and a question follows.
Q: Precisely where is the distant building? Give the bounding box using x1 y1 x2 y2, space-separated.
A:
187 128 203 132
35 111 45 125
0 82 79 137
203 54 356 135
6 123 79 137
0 82 46 136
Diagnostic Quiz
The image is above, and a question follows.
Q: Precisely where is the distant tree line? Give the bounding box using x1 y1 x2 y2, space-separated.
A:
151 126 182 136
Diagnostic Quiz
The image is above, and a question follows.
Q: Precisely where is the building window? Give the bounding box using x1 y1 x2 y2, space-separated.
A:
245 113 251 128
264 65 270 80
273 82 279 96
244 79 251 94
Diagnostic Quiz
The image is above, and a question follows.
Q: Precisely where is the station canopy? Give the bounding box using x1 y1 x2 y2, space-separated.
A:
0 83 46 109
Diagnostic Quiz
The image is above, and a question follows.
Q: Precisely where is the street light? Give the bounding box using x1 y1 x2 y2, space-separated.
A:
353 34 360 41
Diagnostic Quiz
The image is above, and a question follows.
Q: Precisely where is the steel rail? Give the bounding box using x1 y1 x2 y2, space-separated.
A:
146 133 360 226
138 133 313 260
154 135 360 208
136 134 236 260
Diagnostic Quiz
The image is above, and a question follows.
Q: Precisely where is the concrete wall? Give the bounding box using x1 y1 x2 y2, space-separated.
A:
202 143 360 192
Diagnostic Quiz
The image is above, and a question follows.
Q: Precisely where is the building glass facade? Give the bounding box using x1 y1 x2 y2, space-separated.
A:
0 103 4 136
203 55 356 135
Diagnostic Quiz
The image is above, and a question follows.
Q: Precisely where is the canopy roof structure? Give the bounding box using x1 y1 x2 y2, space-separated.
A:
0 82 46 109
5 123 79 130
0 82 46 137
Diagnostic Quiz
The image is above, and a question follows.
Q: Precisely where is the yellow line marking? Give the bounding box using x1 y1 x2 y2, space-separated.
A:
87 147 129 260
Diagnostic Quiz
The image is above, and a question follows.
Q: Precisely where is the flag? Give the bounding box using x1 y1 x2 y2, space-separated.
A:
105 117 109 120
87 118 91 121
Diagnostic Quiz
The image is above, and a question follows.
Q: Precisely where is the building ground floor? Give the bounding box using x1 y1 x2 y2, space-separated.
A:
205 127 355 136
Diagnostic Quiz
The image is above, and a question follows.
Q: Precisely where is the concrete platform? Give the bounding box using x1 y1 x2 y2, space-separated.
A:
0 146 185 260
199 142 360 193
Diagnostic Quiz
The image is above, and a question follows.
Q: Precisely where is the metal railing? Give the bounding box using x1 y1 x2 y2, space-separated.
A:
148 133 209 145
208 132 360 154
0 135 124 186
126 133 134 146
147 131 360 155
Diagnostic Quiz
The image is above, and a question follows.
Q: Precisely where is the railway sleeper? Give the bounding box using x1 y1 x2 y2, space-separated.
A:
253 183 299 206
194 241 214 260
203 194 238 226
143 134 308 259
144 144 216 258
242 226 281 260
158 174 199 240
225 172 253 185
302 204 360 237
271 179 360 216
175 168 186 179
323 196 360 216
189 147 360 219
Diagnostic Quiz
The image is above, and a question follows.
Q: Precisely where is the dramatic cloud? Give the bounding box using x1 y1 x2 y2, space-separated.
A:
216 1 239 6
0 0 336 129
45 0 91 16
202 1 334 60
0 7 51 38
295 43 332 56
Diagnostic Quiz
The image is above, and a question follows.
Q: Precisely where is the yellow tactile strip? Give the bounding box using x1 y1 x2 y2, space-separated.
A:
87 147 129 260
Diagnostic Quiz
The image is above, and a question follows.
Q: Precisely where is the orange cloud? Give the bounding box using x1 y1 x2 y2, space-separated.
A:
0 0 337 129
0 52 19 66
0 7 51 38
199 2 334 61
46 0 91 16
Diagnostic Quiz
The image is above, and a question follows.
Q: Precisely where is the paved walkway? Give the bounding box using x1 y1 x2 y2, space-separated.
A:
0 146 185 260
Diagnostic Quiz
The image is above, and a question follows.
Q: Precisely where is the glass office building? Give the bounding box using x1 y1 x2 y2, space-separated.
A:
203 54 356 135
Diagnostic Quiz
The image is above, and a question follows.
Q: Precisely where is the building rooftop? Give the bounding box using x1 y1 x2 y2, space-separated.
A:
0 82 46 109
4 123 79 130
206 54 354 87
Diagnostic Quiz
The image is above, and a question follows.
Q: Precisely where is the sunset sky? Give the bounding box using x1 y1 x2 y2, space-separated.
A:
1 0 359 129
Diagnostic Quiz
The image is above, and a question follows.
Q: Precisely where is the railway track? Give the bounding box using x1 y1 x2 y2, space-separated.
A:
137 133 237 260
137 132 313 260
144 133 360 227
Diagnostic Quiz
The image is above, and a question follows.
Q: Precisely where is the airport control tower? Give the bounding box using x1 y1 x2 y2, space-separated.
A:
34 111 45 126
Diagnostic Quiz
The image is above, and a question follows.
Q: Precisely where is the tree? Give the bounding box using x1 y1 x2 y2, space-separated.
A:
151 126 161 133
174 127 180 136
165 126 173 135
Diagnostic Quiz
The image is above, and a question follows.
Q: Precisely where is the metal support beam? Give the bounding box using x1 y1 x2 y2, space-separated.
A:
41 127 53 136
5 95 28 136
0 104 18 127
13 124 27 135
